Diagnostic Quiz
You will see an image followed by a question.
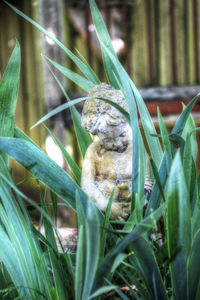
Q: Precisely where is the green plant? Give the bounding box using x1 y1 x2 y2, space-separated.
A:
0 0 200 299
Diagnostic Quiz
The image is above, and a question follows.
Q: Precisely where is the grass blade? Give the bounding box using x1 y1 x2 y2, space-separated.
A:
92 201 168 291
75 190 101 300
150 157 166 202
0 40 20 165
31 96 93 129
75 224 85 300
75 48 101 84
89 0 119 88
172 93 200 135
40 192 68 300
131 237 167 300
45 56 95 93
166 151 191 300
157 108 172 173
129 79 163 168
39 62 93 158
188 230 200 300
182 106 198 162
0 160 53 299
14 125 39 148
103 47 140 196
0 137 99 216
99 189 114 263
44 125 81 184
89 285 117 300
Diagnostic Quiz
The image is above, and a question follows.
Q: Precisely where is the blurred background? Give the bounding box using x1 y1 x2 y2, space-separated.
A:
0 0 200 226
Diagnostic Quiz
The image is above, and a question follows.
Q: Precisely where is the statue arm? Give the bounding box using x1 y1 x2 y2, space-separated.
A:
81 143 109 212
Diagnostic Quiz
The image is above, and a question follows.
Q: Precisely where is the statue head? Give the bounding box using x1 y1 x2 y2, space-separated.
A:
82 83 131 151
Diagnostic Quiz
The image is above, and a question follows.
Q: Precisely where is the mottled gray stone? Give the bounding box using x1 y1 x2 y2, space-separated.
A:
81 83 153 219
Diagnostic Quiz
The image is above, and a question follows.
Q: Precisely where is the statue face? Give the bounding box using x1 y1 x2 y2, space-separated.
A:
83 110 127 138
82 107 131 151
82 83 131 151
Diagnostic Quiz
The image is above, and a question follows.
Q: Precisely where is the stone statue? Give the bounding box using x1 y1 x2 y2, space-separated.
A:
81 83 153 219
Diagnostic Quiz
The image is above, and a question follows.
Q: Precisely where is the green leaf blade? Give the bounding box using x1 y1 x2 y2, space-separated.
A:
166 151 191 300
0 41 20 164
89 0 119 88
0 137 94 213
44 125 81 184
157 108 172 173
45 56 95 93
131 237 167 300
172 93 200 135
188 230 200 300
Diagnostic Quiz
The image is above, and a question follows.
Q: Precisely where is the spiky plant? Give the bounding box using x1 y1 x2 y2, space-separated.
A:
0 0 200 299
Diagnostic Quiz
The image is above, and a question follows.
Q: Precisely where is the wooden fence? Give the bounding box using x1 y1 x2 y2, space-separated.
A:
1 0 200 129
0 0 200 179
65 0 200 87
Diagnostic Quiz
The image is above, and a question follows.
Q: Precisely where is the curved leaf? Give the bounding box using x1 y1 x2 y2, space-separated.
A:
42 63 93 158
45 56 96 93
89 0 119 88
44 125 81 185
92 201 168 291
188 230 200 300
166 151 191 300
172 93 200 135
0 40 20 164
131 237 167 300
0 137 98 215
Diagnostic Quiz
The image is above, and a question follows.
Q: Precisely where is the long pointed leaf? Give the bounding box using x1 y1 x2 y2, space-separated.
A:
45 56 95 93
0 137 99 216
131 237 167 300
92 201 168 291
172 93 200 135
44 125 81 184
42 61 93 158
75 48 101 85
89 0 119 88
166 151 191 300
188 230 200 300
102 47 140 195
157 108 172 173
0 41 20 165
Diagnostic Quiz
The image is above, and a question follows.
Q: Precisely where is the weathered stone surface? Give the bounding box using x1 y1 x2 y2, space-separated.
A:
82 83 129 152
81 83 153 219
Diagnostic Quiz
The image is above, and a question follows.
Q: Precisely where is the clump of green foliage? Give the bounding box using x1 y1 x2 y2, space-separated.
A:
0 0 200 299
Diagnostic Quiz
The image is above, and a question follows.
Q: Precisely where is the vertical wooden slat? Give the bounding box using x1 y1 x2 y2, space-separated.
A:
122 1 133 76
66 8 78 92
192 0 199 83
198 0 200 83
174 0 186 84
131 0 149 87
22 0 44 144
85 0 93 67
64 4 74 92
158 0 172 85
187 0 195 84
169 0 177 84
183 0 190 83
153 0 160 85
145 0 154 85
18 14 30 135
